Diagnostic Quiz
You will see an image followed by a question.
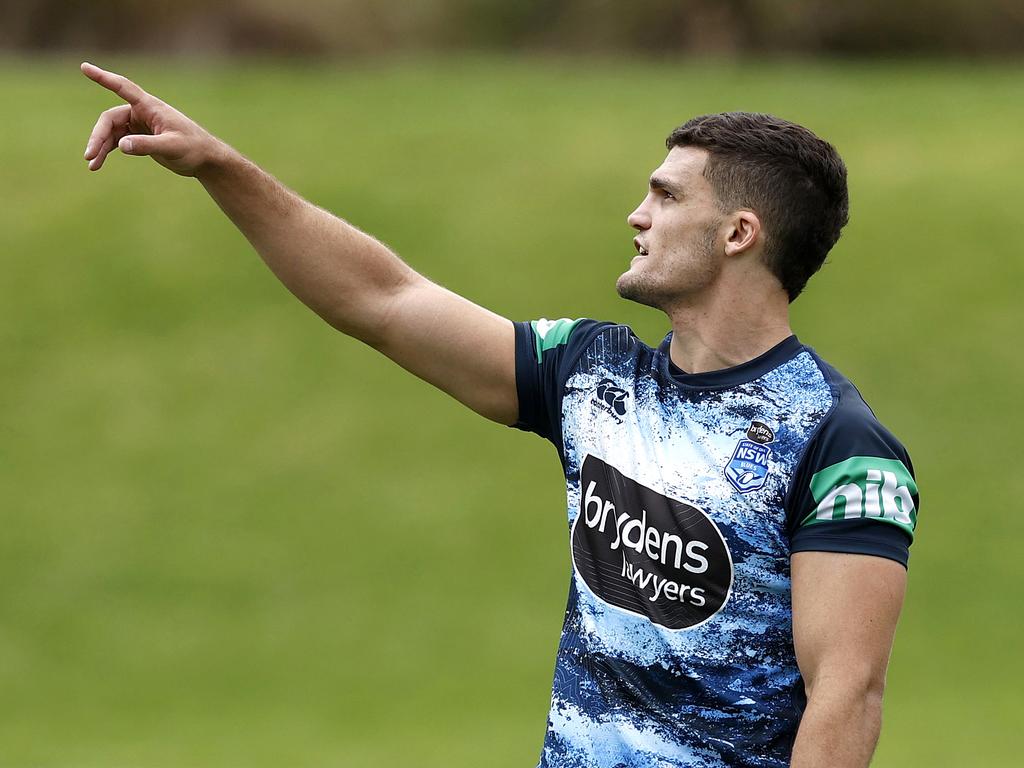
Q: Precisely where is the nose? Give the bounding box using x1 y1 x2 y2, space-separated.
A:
627 200 651 231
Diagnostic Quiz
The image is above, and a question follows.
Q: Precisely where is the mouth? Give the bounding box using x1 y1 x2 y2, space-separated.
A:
633 238 649 257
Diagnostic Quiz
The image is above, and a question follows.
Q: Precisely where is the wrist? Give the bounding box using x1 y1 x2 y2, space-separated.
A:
194 138 239 182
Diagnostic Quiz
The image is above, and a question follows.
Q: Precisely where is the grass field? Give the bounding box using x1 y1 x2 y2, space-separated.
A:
2 55 1023 767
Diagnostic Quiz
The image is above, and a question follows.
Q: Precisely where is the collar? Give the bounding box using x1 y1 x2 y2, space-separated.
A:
657 333 803 390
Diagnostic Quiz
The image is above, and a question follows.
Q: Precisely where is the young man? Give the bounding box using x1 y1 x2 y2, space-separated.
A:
81 63 918 768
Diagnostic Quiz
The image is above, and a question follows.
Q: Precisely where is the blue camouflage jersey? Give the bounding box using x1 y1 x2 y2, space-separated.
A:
512 319 919 768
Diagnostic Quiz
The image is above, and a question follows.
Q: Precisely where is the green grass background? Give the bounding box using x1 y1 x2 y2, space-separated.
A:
2 56 1022 767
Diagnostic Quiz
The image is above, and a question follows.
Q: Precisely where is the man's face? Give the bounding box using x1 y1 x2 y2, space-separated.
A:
618 146 725 309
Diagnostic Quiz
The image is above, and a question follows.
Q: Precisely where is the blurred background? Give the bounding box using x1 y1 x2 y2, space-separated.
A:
2 2 1022 767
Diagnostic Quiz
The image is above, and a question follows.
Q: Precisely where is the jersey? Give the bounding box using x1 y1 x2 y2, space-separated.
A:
512 318 919 768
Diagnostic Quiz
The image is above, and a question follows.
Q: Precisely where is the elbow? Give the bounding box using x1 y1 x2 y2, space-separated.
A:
324 263 421 346
804 663 887 717
858 676 886 725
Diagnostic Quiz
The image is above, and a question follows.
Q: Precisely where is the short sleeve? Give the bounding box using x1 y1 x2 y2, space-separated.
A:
786 368 920 568
512 318 611 455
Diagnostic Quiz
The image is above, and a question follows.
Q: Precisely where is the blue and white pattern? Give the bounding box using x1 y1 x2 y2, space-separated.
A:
512 320 917 767
542 327 826 767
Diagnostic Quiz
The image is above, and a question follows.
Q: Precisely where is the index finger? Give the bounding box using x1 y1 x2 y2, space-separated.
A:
80 62 147 106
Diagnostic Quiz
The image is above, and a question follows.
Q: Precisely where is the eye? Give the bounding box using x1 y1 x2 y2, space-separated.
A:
660 189 675 201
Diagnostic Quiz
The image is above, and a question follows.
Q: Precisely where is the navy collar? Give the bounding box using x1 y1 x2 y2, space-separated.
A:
657 333 804 390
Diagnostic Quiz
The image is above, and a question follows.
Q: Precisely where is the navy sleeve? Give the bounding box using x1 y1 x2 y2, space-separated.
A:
512 318 612 457
785 361 920 568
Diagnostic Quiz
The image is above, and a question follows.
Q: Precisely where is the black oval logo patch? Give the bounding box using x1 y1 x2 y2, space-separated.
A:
571 455 733 630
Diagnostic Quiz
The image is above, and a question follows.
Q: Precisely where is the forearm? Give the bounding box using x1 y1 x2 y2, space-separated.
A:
790 680 883 767
82 63 520 424
195 144 418 344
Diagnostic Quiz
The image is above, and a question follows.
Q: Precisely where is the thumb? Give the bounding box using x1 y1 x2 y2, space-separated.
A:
118 133 173 156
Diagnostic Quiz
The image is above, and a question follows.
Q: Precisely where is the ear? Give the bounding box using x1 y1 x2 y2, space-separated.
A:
723 210 761 257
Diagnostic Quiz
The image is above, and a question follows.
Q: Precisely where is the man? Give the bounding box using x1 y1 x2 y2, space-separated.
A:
81 62 918 768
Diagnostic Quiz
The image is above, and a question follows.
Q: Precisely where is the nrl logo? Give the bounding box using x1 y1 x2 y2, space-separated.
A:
725 420 775 493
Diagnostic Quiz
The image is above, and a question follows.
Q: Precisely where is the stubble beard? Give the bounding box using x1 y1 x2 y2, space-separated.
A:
616 224 720 311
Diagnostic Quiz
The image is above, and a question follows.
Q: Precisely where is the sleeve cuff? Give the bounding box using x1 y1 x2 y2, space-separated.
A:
790 518 911 568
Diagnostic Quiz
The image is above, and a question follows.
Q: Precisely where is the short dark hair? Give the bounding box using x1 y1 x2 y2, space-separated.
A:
666 112 849 301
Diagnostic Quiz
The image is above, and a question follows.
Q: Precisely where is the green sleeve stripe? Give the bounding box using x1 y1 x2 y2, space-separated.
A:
802 455 918 540
530 318 584 363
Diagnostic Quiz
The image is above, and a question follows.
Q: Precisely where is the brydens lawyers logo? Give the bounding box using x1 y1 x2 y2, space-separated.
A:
571 455 733 630
725 420 775 494
592 378 629 420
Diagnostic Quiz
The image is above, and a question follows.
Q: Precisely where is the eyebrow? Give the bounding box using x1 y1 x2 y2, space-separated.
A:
649 175 682 197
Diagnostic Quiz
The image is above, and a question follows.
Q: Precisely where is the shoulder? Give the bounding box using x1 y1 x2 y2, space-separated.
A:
785 347 919 566
512 317 634 449
802 350 913 467
516 318 636 366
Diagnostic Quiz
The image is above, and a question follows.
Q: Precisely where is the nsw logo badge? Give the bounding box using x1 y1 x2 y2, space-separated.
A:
725 420 775 493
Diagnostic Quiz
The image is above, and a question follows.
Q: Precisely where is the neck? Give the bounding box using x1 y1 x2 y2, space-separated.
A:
664 279 793 375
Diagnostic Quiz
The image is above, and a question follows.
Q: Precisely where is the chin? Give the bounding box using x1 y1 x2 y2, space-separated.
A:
615 269 636 298
616 270 662 309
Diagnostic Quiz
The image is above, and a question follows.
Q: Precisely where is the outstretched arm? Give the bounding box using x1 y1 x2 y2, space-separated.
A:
789 551 907 767
81 62 518 425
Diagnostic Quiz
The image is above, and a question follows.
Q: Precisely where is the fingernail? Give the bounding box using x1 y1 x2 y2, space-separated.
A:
121 138 133 153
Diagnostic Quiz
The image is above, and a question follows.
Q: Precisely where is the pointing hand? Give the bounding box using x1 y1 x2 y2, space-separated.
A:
81 62 224 176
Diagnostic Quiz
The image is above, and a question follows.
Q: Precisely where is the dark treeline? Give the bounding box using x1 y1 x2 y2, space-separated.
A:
3 0 1023 56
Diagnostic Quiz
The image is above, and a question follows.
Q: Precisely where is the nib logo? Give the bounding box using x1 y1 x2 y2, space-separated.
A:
594 379 630 418
807 456 918 538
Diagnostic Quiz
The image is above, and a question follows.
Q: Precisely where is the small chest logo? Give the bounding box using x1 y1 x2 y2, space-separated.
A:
725 420 775 493
592 378 630 420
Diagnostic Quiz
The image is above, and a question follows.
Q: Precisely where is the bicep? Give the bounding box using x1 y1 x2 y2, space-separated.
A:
791 551 907 693
371 274 518 425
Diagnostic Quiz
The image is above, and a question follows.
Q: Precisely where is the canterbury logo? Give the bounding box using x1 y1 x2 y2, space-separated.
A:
807 457 918 538
595 379 629 417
